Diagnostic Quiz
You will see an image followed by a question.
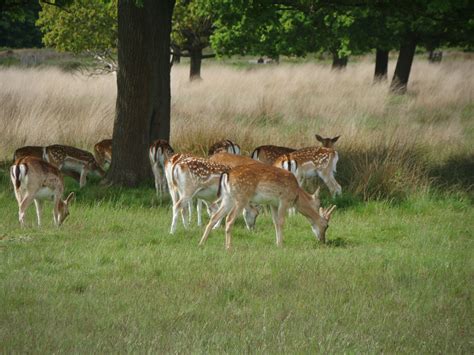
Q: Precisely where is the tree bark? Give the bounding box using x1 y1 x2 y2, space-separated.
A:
390 37 417 94
108 0 175 186
189 48 202 81
331 54 348 70
374 49 389 81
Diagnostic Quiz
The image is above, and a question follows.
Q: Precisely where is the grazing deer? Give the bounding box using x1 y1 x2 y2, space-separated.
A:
169 156 258 234
209 151 262 167
149 139 175 197
199 164 336 250
251 145 296 165
10 156 75 227
273 146 341 197
13 146 45 161
315 134 340 149
208 139 241 155
43 145 105 188
94 139 112 169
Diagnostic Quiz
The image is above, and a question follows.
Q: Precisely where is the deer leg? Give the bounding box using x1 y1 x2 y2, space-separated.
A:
197 199 203 226
18 193 34 227
171 196 191 234
199 197 232 246
152 163 162 198
224 203 244 251
79 167 88 188
34 199 43 227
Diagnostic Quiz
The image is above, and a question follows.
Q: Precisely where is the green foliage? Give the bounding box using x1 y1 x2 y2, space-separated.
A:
36 0 117 53
0 1 42 48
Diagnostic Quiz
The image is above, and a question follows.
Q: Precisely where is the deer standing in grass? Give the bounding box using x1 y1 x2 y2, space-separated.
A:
199 164 336 250
10 157 75 227
43 145 105 188
94 139 112 170
273 146 341 197
251 134 340 165
169 156 258 233
149 139 175 197
208 139 241 155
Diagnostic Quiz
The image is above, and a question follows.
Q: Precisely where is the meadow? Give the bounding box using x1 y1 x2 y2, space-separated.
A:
0 55 473 352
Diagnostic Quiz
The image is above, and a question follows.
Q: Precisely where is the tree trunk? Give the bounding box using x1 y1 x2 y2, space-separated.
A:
331 54 348 70
374 49 389 81
189 48 202 81
390 37 417 94
108 0 175 186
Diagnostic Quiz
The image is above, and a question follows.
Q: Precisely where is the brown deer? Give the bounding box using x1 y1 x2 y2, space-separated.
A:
208 139 241 155
169 156 258 234
13 146 44 161
10 156 75 227
315 134 341 149
149 139 175 197
199 164 335 250
273 146 341 197
43 145 105 188
93 139 112 169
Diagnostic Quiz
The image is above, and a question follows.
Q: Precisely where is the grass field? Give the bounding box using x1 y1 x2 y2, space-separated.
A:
1 55 473 352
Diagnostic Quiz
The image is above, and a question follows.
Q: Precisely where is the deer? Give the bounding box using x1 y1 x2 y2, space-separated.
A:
169 156 258 234
10 156 75 227
315 134 340 149
199 164 336 250
43 144 105 188
93 139 112 170
13 145 45 161
251 134 341 165
273 146 341 197
208 139 241 155
209 151 263 167
149 139 175 197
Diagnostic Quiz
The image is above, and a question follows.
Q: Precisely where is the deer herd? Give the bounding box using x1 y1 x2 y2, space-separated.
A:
10 134 340 250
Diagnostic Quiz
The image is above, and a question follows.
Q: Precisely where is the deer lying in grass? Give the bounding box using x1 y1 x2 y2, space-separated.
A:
10 156 75 227
94 139 112 170
273 146 341 197
149 139 175 197
208 139 241 155
43 145 105 188
199 164 335 250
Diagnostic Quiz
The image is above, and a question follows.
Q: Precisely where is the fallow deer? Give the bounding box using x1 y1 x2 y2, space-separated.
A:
13 145 44 161
209 151 262 167
251 145 296 165
208 139 241 155
273 146 341 197
169 156 258 234
199 164 336 250
43 145 105 188
315 134 341 149
94 139 112 169
149 139 175 197
10 156 75 227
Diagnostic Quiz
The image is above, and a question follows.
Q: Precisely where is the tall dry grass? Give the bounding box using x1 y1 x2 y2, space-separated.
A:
1 58 473 198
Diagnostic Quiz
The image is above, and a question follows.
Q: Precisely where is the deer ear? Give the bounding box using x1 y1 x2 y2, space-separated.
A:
331 135 341 143
315 134 323 143
66 192 75 205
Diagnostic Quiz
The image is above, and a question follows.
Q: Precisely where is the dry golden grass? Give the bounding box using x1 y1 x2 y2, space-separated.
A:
1 57 473 198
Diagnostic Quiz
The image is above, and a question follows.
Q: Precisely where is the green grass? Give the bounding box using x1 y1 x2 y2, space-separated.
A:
0 163 472 353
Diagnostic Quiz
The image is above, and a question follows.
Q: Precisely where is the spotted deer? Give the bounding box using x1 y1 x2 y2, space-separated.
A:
273 146 341 197
169 156 258 234
13 146 45 161
315 134 340 149
10 156 75 227
149 139 175 197
199 164 336 250
208 139 241 155
209 151 262 167
43 145 105 188
94 139 112 169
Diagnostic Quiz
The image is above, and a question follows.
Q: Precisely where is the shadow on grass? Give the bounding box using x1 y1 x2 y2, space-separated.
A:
429 153 474 194
325 237 353 248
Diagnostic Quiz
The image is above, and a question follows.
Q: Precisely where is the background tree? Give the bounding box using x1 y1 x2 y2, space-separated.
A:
0 0 42 48
172 0 216 80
